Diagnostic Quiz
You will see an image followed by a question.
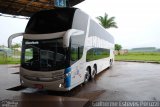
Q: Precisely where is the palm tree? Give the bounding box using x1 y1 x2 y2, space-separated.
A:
96 13 118 29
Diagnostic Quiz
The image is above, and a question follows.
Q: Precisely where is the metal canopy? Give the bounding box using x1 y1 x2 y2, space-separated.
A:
0 0 84 17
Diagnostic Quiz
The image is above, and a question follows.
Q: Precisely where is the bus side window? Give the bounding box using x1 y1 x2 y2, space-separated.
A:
78 46 83 59
71 45 78 61
70 35 84 64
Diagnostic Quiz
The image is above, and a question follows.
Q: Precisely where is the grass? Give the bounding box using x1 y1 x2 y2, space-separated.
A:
0 57 20 64
5 57 20 64
115 52 160 63
0 52 20 64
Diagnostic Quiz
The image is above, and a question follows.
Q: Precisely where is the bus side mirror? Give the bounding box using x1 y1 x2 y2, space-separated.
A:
8 33 24 48
63 29 84 47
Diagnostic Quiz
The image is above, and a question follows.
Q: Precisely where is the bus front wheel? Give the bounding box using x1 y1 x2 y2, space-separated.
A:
109 59 113 67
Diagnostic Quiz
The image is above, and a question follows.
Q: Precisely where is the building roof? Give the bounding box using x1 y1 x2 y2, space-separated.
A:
0 0 84 17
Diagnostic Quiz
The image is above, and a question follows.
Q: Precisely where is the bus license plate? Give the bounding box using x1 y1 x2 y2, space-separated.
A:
34 84 44 89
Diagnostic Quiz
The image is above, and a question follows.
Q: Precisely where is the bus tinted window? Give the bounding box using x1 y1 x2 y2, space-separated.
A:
86 48 110 61
25 8 76 34
71 46 78 61
70 35 84 64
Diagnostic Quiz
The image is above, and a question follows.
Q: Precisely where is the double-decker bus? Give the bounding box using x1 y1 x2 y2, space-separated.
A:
8 8 114 91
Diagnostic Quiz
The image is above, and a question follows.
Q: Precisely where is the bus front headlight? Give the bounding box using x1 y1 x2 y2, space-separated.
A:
59 84 64 88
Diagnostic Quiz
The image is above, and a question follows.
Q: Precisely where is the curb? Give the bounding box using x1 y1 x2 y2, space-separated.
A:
115 60 160 64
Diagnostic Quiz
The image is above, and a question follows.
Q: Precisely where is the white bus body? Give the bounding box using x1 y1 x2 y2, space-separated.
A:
8 8 114 91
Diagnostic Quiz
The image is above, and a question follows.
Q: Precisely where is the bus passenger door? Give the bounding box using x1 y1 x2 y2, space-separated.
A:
69 32 86 86
70 45 85 86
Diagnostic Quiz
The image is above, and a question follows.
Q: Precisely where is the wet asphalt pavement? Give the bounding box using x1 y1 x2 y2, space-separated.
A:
0 62 160 106
68 61 160 101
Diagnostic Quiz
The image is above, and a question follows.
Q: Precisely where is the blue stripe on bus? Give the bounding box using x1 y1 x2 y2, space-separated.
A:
65 67 71 88
64 67 71 74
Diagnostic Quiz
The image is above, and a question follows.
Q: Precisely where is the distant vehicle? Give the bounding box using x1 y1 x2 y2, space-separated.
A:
8 8 114 91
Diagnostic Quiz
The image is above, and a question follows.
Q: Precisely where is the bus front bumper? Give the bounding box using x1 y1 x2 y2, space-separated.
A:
20 76 71 91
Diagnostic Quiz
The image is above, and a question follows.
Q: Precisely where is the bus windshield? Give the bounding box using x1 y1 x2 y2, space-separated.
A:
21 38 69 71
25 8 76 34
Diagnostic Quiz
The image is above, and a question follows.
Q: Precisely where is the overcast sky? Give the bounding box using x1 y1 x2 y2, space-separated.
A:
0 16 28 46
0 0 160 49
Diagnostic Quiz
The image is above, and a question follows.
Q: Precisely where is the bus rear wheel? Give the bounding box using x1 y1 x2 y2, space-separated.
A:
91 66 97 79
84 68 90 83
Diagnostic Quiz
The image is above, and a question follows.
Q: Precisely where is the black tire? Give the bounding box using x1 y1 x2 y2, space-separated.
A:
91 66 97 79
109 59 113 67
84 68 90 83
